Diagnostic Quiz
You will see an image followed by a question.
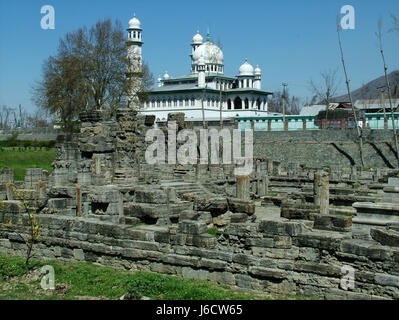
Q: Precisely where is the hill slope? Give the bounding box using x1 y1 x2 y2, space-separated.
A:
334 70 399 101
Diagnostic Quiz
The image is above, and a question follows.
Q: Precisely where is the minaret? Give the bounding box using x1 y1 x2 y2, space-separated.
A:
254 65 262 90
197 56 206 88
191 31 203 73
126 13 144 109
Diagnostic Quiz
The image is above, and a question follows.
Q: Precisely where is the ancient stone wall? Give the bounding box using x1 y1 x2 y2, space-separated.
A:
252 129 399 169
0 208 398 300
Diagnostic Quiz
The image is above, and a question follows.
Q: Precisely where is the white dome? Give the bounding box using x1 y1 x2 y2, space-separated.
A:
128 14 141 29
163 71 170 80
192 41 223 65
192 32 203 44
254 65 261 75
239 60 254 76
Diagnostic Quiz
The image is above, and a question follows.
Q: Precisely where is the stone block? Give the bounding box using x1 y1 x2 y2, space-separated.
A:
370 228 399 247
134 188 168 204
1 200 25 214
194 197 228 215
230 213 248 223
227 198 255 215
248 266 288 280
374 274 399 288
178 220 208 235
124 203 168 219
313 214 352 232
259 219 304 236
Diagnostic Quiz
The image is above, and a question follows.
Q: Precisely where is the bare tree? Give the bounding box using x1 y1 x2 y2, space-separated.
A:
376 18 399 166
389 14 399 33
337 18 365 168
268 89 301 115
309 69 340 128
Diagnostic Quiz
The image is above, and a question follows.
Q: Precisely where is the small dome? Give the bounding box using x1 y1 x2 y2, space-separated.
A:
163 71 170 80
129 14 141 29
254 65 261 75
192 31 203 44
239 60 254 76
192 41 223 65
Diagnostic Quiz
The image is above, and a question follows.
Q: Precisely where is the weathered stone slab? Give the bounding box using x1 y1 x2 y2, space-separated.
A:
370 228 399 247
248 266 288 280
194 197 228 215
227 198 255 215
178 220 208 235
258 219 305 237
313 214 352 232
124 203 168 219
134 188 168 204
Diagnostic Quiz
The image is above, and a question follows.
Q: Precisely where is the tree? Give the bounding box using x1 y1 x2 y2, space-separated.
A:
0 185 44 274
376 18 399 166
390 14 399 33
309 68 341 128
268 89 301 115
137 61 155 103
32 18 153 134
309 69 340 105
0 105 13 130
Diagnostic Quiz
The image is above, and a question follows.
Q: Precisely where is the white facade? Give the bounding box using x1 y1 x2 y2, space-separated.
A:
127 15 272 121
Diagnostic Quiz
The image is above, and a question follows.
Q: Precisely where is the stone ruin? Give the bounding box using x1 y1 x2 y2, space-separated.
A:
0 107 399 300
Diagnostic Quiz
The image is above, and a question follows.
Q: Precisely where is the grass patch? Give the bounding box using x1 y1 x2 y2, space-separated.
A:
126 271 262 300
0 254 316 300
207 227 220 238
0 148 55 181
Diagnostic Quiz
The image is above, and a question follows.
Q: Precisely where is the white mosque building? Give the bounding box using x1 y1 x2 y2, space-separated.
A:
126 14 273 123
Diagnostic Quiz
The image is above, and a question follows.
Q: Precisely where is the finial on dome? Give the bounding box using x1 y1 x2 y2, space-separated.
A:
206 28 210 41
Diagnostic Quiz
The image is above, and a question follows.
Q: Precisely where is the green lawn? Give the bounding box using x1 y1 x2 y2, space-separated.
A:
0 254 315 300
0 148 55 181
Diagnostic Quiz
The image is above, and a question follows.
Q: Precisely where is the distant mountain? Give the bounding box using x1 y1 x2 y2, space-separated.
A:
333 70 399 102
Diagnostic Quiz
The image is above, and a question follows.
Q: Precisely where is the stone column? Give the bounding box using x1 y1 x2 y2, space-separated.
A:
75 184 81 217
236 175 250 200
314 171 329 215
350 166 357 181
267 159 274 175
257 174 268 197
5 182 14 200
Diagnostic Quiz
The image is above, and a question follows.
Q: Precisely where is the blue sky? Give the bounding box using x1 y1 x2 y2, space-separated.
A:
0 0 398 112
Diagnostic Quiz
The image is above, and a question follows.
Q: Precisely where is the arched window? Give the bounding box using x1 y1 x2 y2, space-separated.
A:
179 99 183 106
162 99 166 107
234 96 242 110
227 99 232 110
256 98 261 110
168 99 171 107
245 98 249 109
174 98 177 107
191 98 195 106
